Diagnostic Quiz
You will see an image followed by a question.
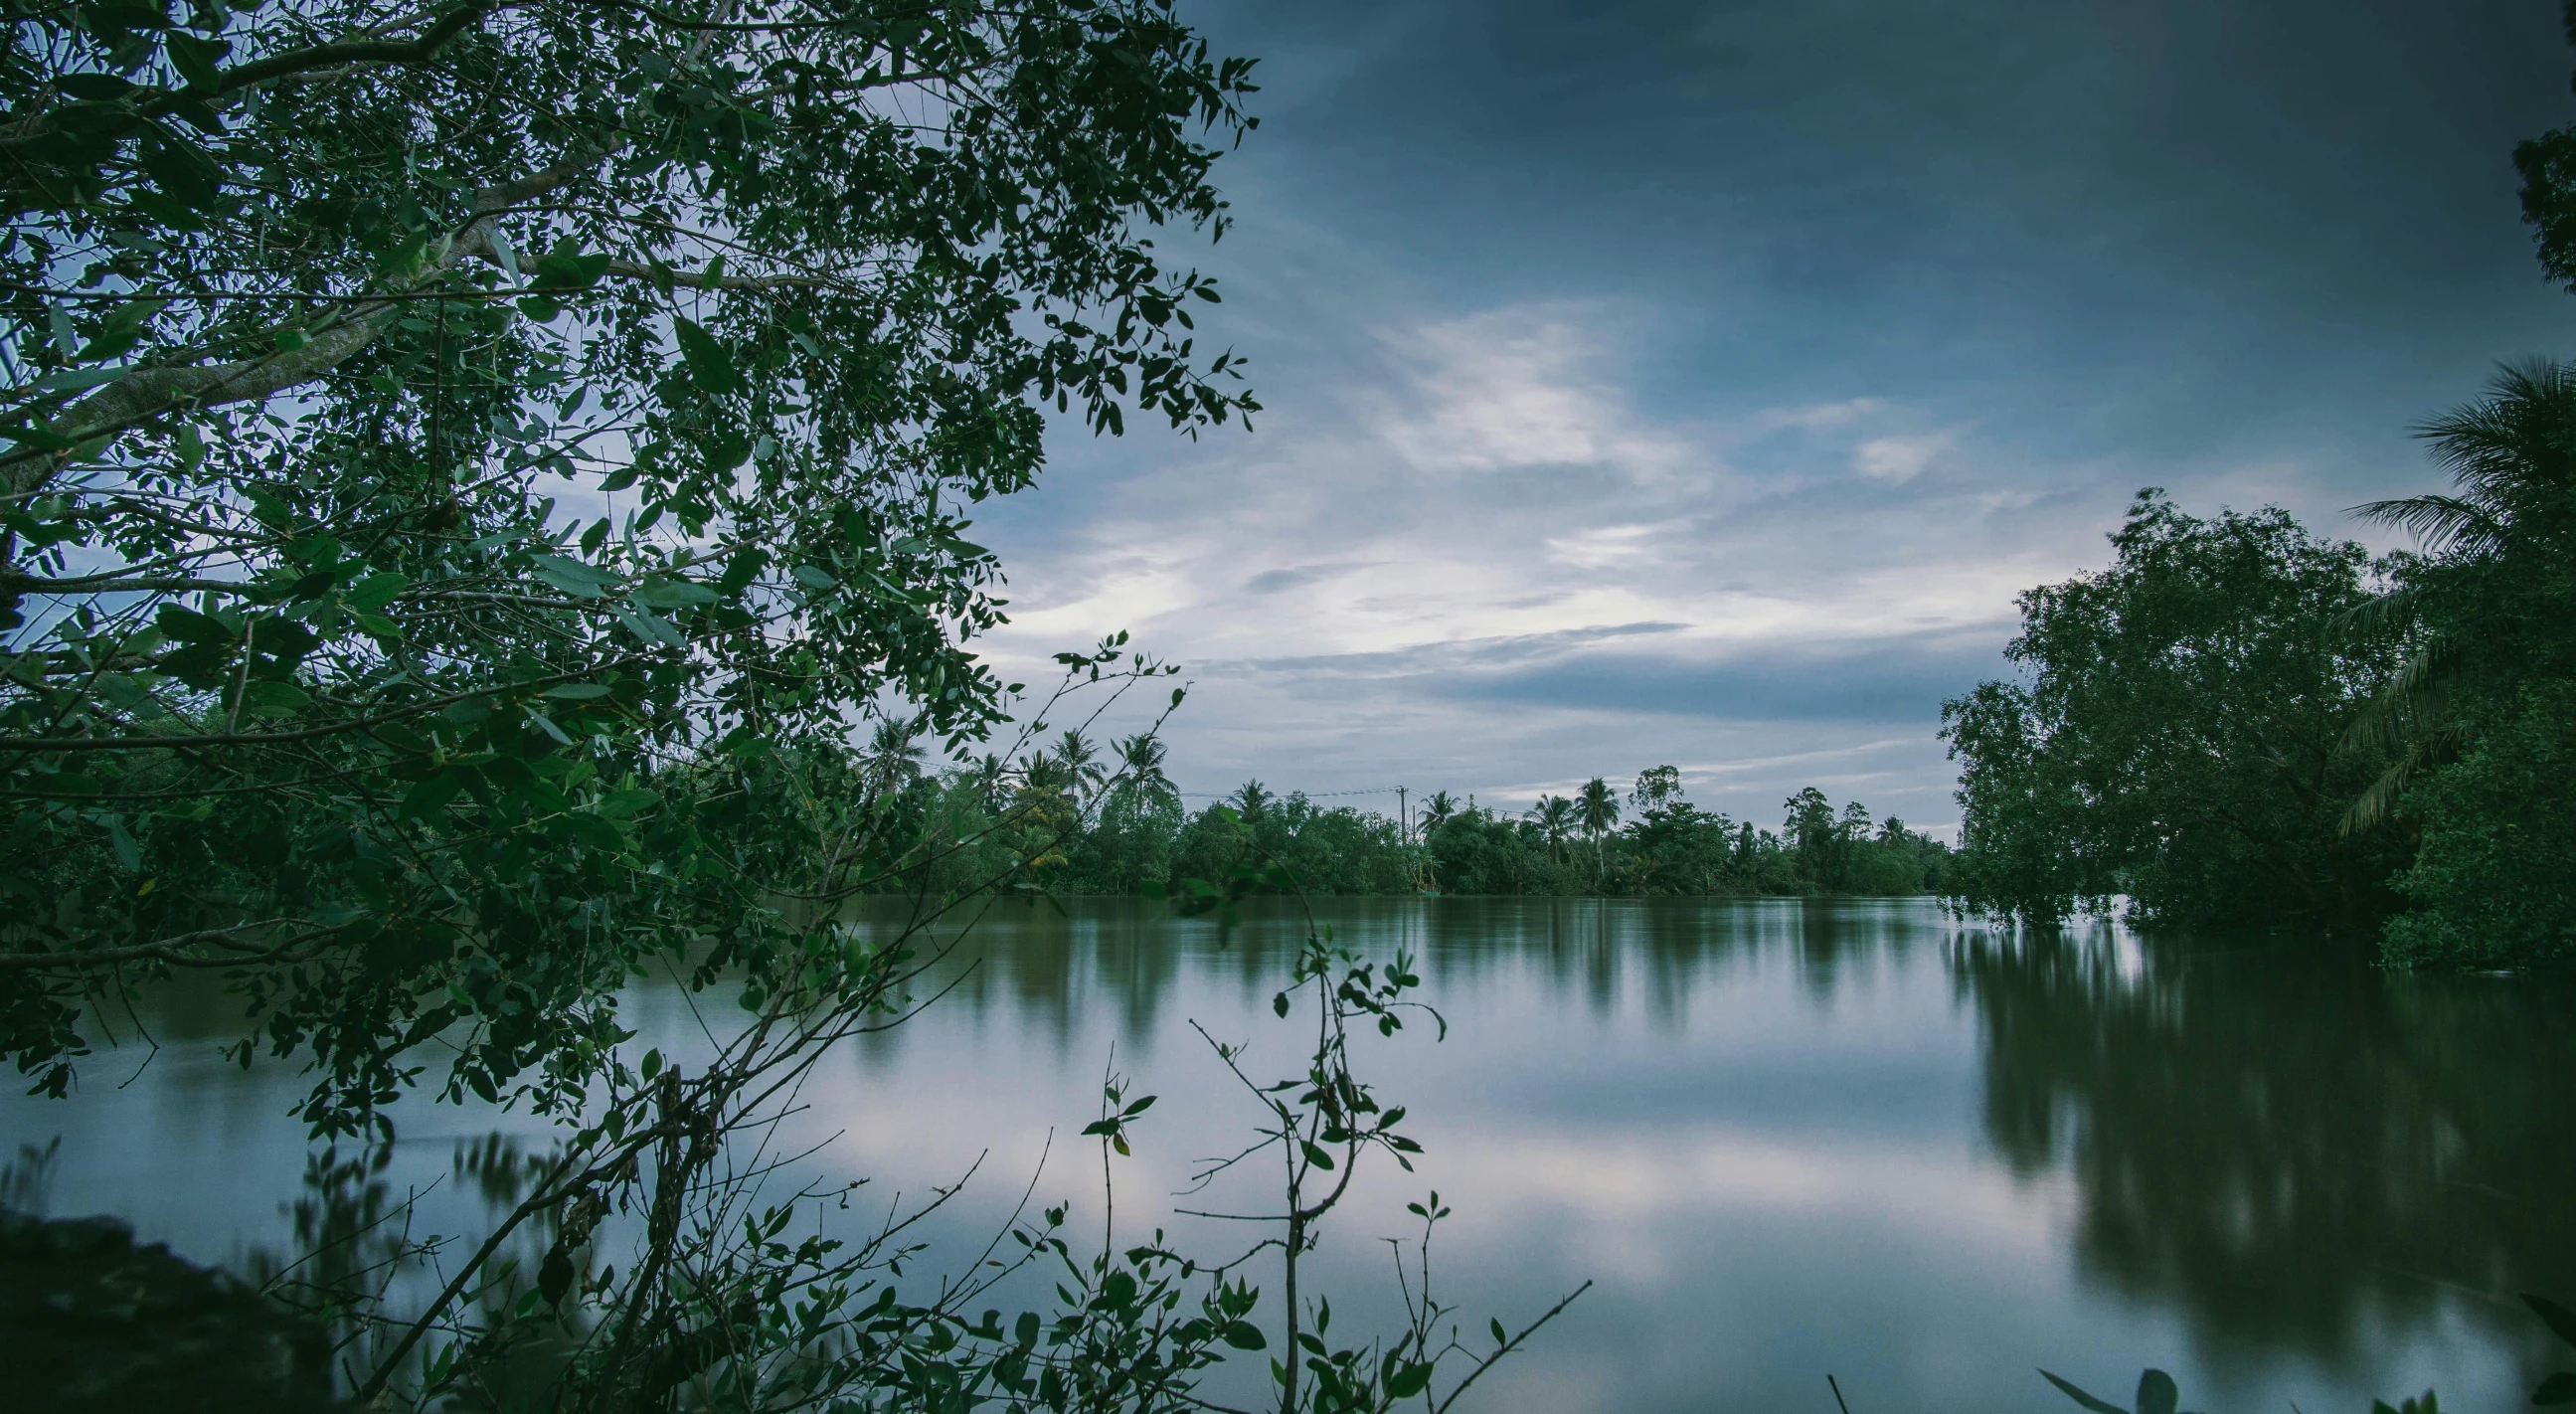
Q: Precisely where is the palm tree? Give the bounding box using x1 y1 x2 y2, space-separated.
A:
1527 795 1576 862
1231 779 1272 820
863 716 926 793
1055 728 1107 804
2340 359 2576 831
969 752 1011 814
1419 790 1458 836
1020 749 1072 795
1575 777 1619 884
1113 733 1176 801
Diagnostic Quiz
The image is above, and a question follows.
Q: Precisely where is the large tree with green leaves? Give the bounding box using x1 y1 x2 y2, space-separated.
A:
1942 491 2407 931
0 0 1252 1136
2349 362 2576 968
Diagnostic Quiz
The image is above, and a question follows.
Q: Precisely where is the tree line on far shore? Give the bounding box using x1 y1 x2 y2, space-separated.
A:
863 741 1953 900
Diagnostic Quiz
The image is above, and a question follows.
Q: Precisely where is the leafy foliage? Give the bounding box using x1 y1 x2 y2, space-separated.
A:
0 0 1253 1133
2353 363 2576 969
1941 491 2407 931
884 762 1950 900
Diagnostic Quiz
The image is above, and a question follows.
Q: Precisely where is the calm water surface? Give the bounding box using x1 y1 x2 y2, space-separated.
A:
5 897 2572 1412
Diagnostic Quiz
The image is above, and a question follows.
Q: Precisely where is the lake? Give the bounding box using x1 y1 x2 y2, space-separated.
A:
4 896 2571 1412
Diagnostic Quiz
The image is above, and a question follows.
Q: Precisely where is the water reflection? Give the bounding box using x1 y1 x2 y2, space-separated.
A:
3 898 2565 1412
1957 924 2576 1380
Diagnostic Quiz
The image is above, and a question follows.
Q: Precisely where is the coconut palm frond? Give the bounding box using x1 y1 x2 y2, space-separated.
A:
1054 729 1108 799
2339 637 2457 760
2410 358 2576 530
2349 493 2508 558
2324 582 2424 642
2340 720 2465 836
1527 795 1576 861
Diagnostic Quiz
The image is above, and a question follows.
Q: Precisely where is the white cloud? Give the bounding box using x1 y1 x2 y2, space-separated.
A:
1853 430 1959 483
1544 523 1662 570
1371 305 1689 478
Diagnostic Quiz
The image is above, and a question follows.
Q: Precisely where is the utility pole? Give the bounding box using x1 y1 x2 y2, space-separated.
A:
1397 786 1409 844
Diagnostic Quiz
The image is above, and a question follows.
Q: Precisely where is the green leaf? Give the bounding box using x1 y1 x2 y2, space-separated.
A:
560 811 624 851
615 609 683 647
1220 1322 1266 1350
671 316 741 396
83 297 161 361
239 679 310 714
163 30 230 90
1386 1361 1434 1399
542 682 612 700
531 554 616 598
2535 1372 2576 1406
56 73 134 100
632 576 719 610
535 249 611 290
517 293 564 322
156 605 235 643
31 366 129 393
402 773 463 820
2040 1371 2130 1414
345 572 409 612
596 788 660 817
105 817 141 871
2135 1369 2177 1414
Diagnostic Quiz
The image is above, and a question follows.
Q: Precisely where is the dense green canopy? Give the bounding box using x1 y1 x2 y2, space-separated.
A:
1941 492 2407 933
0 0 1253 1134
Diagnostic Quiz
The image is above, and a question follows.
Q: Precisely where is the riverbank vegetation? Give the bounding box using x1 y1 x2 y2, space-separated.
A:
1943 365 2576 969
1939 18 2576 972
869 751 1952 900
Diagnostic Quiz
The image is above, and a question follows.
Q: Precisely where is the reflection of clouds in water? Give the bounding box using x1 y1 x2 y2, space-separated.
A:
2 899 2562 1414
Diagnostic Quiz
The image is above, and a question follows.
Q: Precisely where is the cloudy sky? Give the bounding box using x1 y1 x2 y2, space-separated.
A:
967 0 2574 833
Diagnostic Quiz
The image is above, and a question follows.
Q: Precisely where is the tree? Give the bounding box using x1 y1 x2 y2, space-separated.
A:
862 716 928 792
2347 362 2576 968
1418 789 1457 835
1629 764 1682 813
2338 362 2576 829
2514 2 2576 295
1055 727 1108 804
1113 731 1178 810
1783 788 1841 892
1527 795 1575 862
1942 491 2406 932
0 0 1257 1134
1575 776 1618 885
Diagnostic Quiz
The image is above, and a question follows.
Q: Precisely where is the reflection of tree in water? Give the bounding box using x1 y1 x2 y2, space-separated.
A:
1957 927 2576 1374
865 895 1944 1049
